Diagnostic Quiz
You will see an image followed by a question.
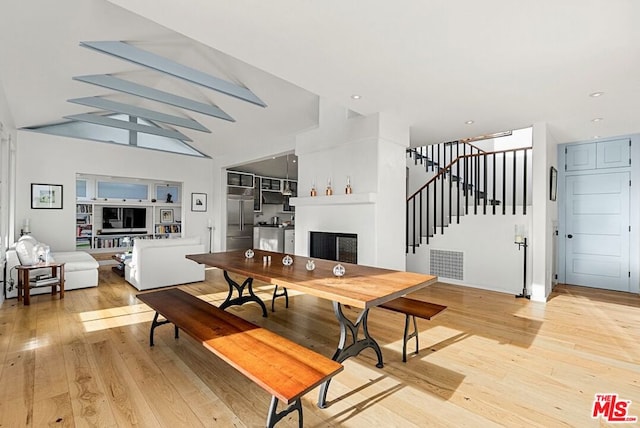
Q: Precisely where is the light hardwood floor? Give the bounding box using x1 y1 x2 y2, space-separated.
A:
1 267 638 427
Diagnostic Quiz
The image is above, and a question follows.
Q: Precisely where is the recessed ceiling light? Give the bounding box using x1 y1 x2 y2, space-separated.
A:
351 94 361 100
592 117 604 122
589 92 604 97
593 135 600 139
465 120 474 125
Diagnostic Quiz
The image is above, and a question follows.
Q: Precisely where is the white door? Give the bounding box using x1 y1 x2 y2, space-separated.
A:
565 172 630 291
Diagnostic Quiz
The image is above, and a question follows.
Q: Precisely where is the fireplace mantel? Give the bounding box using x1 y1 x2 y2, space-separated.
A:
290 192 377 207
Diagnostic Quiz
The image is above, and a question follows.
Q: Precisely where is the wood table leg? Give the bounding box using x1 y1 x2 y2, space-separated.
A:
17 270 23 302
22 269 31 306
51 266 58 296
59 265 65 299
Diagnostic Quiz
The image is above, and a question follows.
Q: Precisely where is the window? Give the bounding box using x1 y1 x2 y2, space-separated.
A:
97 181 149 200
76 179 87 199
156 185 180 203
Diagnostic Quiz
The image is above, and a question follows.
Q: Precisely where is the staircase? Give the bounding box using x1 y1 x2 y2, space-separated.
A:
406 141 532 253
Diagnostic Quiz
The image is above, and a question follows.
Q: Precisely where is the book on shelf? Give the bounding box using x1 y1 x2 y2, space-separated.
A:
76 238 91 248
154 223 181 234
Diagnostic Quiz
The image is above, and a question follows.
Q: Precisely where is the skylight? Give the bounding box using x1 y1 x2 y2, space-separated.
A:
25 114 208 158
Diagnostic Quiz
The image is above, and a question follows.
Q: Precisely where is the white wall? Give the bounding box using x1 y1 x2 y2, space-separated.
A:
0 84 16 305
293 104 409 270
406 209 531 294
14 131 214 252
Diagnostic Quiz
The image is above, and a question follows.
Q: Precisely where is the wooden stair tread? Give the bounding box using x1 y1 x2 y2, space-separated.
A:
138 288 343 404
380 296 447 319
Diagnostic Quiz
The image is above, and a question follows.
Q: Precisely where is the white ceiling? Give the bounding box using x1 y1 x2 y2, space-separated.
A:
232 154 299 180
2 0 639 162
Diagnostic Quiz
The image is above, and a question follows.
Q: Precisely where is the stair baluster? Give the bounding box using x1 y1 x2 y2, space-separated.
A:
406 145 532 253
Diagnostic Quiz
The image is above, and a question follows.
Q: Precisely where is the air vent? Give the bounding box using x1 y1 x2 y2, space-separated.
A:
430 249 463 280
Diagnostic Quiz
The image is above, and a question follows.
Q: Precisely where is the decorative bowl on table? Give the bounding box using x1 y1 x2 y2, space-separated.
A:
332 264 346 277
305 259 316 271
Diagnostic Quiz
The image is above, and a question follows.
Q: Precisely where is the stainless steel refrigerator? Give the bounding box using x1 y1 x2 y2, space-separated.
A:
226 186 254 251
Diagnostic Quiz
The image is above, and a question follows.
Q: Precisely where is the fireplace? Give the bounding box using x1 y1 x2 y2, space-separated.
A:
309 232 358 264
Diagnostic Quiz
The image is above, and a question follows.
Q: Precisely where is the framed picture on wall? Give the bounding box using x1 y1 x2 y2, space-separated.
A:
31 183 63 209
549 166 558 201
160 209 174 223
191 192 207 212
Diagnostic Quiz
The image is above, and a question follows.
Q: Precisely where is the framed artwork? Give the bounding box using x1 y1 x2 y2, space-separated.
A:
549 166 558 201
191 192 207 212
160 209 174 223
31 183 63 209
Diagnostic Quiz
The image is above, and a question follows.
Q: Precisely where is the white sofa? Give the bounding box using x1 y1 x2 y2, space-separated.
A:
4 236 99 298
124 237 205 290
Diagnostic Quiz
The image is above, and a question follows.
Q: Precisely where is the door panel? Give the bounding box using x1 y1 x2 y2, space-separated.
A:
572 259 622 278
566 144 596 171
565 172 630 291
227 198 240 226
596 139 630 169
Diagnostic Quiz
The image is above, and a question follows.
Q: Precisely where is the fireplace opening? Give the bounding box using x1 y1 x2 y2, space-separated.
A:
309 232 357 264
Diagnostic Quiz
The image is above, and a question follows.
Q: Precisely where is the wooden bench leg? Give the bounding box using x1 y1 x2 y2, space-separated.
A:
271 285 289 312
266 396 302 428
402 315 419 362
149 312 177 347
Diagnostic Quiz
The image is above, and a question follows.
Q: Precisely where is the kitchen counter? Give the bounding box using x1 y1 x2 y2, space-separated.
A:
254 225 295 253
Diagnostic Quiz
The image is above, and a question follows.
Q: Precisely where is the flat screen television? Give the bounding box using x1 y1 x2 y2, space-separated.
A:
102 207 146 231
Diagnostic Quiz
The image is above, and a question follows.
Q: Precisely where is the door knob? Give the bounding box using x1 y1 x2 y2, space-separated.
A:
567 234 573 239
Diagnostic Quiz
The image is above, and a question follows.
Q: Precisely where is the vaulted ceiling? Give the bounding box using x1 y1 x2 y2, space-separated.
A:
1 0 639 160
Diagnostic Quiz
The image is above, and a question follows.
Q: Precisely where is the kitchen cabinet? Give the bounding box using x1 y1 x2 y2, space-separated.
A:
253 175 297 212
227 171 254 188
282 181 297 212
253 226 295 253
284 229 295 254
254 226 284 252
261 177 281 191
253 177 262 211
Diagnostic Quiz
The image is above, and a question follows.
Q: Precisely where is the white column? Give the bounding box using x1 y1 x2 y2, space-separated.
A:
530 122 558 302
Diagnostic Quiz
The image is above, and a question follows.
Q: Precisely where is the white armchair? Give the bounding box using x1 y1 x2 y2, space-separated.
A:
124 237 205 290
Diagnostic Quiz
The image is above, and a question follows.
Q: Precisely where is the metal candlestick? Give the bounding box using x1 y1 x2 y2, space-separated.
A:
515 237 530 299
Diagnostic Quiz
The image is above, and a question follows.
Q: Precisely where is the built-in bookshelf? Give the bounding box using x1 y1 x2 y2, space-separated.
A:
76 203 93 249
76 202 183 251
93 234 151 249
76 174 183 252
154 223 182 234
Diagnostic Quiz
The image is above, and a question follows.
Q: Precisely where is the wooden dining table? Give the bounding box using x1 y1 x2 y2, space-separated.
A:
186 249 437 407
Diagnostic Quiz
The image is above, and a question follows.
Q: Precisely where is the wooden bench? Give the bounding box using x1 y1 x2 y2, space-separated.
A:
137 288 343 428
379 297 447 362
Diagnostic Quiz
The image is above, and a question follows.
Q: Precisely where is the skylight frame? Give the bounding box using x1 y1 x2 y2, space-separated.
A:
68 96 211 133
64 112 192 141
80 41 267 108
73 74 235 121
